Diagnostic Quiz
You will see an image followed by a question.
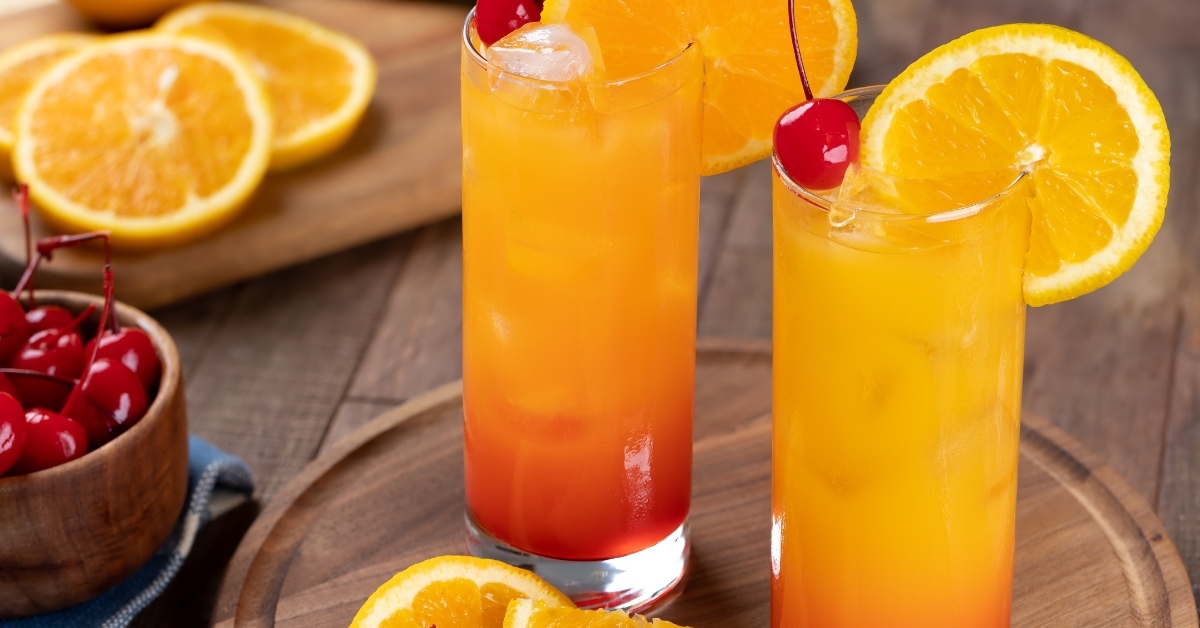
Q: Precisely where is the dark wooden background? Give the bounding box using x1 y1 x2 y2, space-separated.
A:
4 0 1190 624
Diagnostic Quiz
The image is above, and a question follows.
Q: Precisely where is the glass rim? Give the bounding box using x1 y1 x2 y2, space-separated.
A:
773 85 1030 224
461 7 698 88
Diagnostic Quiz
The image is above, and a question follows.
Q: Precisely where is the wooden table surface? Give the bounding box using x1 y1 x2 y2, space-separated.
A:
29 0 1187 624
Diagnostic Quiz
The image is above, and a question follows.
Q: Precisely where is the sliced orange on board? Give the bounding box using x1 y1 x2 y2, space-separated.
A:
350 556 574 628
0 33 97 180
158 2 377 171
540 0 858 175
858 24 1170 306
13 33 273 250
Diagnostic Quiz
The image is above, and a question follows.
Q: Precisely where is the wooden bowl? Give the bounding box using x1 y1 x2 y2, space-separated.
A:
0 290 188 618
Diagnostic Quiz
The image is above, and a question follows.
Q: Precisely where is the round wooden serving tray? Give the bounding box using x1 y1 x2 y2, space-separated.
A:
214 340 1198 628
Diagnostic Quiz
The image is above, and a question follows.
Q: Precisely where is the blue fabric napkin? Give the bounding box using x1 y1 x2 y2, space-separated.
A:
2 436 255 628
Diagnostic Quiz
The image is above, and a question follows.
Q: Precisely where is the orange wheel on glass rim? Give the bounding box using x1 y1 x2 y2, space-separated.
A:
857 24 1171 306
541 0 857 175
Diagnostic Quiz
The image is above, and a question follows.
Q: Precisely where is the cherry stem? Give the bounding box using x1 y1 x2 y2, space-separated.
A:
0 368 77 389
14 231 112 297
788 0 814 101
13 251 44 298
34 232 110 258
55 232 113 412
63 303 96 334
13 231 118 328
13 185 34 308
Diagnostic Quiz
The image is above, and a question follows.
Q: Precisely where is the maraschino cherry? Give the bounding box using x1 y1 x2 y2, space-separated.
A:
0 393 26 475
0 294 30 364
26 305 75 335
63 358 147 446
11 408 87 475
8 305 92 410
773 0 860 190
85 320 160 392
475 0 543 46
62 260 150 447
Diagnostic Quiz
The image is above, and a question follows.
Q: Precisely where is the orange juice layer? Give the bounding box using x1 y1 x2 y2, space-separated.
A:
771 170 1029 628
460 46 702 561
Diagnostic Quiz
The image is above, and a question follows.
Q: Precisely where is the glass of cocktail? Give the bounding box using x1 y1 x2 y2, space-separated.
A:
459 10 703 611
771 86 1031 627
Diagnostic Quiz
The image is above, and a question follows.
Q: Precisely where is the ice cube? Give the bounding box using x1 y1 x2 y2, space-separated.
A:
828 162 907 226
486 23 596 82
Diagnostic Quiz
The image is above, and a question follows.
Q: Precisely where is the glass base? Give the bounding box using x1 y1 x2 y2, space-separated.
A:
465 513 690 613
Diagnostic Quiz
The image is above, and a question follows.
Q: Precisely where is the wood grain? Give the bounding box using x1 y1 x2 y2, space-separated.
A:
181 236 410 501
697 161 773 339
348 220 463 403
0 0 466 309
213 341 1197 628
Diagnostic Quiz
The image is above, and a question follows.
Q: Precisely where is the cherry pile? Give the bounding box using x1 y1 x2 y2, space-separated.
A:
773 0 860 190
0 186 160 477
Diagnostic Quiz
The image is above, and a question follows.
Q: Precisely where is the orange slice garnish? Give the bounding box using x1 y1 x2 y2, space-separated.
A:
859 24 1171 305
541 0 857 175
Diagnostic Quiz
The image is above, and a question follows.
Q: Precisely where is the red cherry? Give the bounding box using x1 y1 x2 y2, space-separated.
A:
0 393 26 475
63 359 147 446
63 392 113 448
0 293 30 364
25 305 75 335
773 0 860 190
10 328 85 411
774 99 860 190
0 372 18 400
475 0 542 46
85 328 161 392
11 408 87 475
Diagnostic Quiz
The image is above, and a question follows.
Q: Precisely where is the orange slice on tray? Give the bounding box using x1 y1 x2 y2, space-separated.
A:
858 24 1170 306
0 33 97 180
13 33 273 250
351 556 574 628
541 0 857 175
157 2 377 171
503 599 690 628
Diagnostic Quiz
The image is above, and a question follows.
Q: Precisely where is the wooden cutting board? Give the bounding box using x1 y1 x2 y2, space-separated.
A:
213 339 1198 627
0 0 466 309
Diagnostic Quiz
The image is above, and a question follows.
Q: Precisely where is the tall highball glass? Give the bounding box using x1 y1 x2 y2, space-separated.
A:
460 11 703 611
771 86 1030 628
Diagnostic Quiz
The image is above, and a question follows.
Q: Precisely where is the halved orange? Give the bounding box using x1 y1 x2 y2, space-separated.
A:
541 0 857 175
351 556 574 628
0 33 97 180
157 2 377 171
503 599 689 628
858 24 1170 306
13 33 273 250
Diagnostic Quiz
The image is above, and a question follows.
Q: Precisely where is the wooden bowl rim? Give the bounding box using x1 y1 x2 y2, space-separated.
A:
0 289 183 487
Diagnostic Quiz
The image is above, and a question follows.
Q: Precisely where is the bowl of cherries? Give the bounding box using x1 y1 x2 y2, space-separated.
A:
0 191 188 617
